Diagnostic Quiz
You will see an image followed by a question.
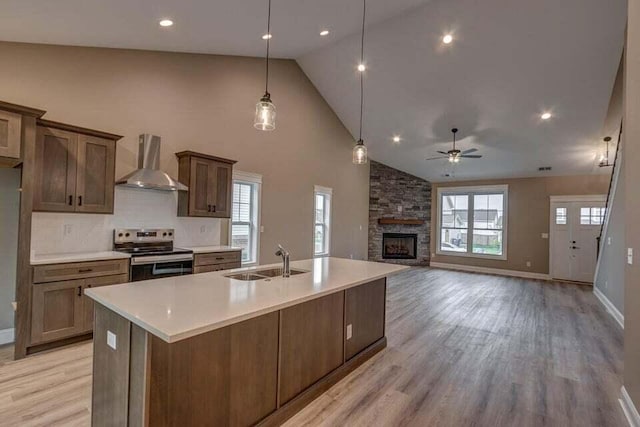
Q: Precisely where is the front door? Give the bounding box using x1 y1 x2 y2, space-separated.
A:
550 199 605 283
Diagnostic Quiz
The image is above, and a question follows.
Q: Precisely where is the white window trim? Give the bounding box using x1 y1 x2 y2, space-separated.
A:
229 171 262 267
313 185 333 257
435 184 509 260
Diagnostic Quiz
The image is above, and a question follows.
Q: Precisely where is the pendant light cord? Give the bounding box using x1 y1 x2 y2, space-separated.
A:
358 0 366 141
265 0 272 95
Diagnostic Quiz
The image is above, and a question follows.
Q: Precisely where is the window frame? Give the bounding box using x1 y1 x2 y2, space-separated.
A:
436 185 509 260
313 185 332 257
229 171 262 267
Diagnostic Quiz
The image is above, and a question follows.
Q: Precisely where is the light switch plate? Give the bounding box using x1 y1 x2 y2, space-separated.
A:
107 330 117 350
608 237 612 245
628 248 634 265
541 233 549 239
346 324 353 340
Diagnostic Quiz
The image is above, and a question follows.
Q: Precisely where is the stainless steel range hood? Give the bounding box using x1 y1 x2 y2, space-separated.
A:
116 134 188 191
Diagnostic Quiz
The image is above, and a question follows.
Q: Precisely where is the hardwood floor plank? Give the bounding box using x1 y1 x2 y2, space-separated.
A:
0 267 626 426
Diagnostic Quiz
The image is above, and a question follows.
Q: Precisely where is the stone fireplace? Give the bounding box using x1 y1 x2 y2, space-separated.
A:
382 233 417 259
368 161 431 266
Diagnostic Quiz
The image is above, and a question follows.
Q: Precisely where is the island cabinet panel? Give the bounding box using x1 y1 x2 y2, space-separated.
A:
147 311 279 427
278 292 345 405
345 278 387 360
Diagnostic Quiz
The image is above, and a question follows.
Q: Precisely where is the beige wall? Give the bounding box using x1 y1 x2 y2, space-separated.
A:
430 175 610 274
625 0 640 410
0 42 369 264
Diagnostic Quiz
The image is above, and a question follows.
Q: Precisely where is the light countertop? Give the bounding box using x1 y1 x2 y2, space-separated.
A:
182 245 242 254
31 251 131 266
86 257 408 343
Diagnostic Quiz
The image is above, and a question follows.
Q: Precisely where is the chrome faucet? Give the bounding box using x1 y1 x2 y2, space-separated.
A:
275 244 290 277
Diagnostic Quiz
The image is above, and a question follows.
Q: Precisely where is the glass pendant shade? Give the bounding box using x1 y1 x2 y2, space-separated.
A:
254 94 276 131
353 139 368 164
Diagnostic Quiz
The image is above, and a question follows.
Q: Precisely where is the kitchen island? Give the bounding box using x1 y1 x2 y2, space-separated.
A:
85 257 407 426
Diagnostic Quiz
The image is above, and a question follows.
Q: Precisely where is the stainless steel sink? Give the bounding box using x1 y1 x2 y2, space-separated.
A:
253 268 308 277
224 268 308 281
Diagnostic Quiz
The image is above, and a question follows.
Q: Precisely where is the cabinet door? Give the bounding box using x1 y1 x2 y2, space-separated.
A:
76 135 116 213
31 279 84 344
211 161 233 218
81 274 129 333
345 279 386 360
0 109 22 159
279 292 345 405
189 157 215 217
33 127 78 212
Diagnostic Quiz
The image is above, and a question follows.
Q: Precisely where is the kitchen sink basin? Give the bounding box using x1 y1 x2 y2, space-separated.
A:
253 268 308 277
224 268 308 281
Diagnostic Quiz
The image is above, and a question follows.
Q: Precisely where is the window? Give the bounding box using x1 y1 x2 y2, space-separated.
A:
230 172 262 265
314 186 332 256
555 207 567 225
437 185 508 259
580 207 605 225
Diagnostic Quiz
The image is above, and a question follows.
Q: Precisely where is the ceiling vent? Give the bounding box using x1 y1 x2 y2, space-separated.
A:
538 166 552 171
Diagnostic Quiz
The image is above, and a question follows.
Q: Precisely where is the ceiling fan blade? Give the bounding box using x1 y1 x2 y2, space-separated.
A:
436 151 450 155
460 154 483 158
461 148 478 154
426 156 449 161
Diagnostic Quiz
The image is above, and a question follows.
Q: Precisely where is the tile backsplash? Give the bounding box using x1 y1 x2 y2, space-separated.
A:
31 187 223 255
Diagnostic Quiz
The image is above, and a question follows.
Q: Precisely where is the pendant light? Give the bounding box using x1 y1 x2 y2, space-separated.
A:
352 0 368 164
598 136 612 167
254 0 276 131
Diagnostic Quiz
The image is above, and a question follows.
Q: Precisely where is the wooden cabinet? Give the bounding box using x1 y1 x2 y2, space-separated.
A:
193 250 241 274
33 120 121 213
31 259 129 345
345 278 386 360
176 151 236 218
31 279 85 344
0 109 22 159
279 292 345 405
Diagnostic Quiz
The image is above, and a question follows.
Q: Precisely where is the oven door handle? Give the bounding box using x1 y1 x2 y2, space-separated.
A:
152 264 187 275
131 255 194 265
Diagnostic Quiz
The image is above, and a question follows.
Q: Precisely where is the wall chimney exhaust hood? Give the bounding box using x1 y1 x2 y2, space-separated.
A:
116 134 188 191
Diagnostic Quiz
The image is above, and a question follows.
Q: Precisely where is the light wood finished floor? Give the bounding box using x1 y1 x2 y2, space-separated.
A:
0 268 626 426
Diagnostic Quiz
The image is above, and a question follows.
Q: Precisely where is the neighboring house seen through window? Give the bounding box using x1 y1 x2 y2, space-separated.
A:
437 185 508 259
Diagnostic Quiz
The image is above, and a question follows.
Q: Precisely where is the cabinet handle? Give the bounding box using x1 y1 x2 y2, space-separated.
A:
68 195 73 206
78 268 93 273
207 204 211 212
212 205 217 213
77 286 82 297
216 257 225 260
78 195 83 206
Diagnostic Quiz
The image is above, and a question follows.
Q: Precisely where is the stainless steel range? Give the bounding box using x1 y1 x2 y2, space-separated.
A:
114 228 193 281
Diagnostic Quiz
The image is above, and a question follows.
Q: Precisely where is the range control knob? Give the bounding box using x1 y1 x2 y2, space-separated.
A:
163 232 167 237
125 233 130 237
168 232 173 236
118 233 123 237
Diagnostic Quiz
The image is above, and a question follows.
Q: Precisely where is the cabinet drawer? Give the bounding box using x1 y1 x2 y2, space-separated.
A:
194 251 241 267
33 259 129 283
194 262 241 274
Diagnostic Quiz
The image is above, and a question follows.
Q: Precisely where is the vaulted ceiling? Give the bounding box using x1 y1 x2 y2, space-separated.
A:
0 0 627 181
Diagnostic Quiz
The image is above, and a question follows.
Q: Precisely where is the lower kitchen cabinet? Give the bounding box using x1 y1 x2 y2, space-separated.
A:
30 260 130 346
345 278 386 360
193 250 241 274
31 279 85 344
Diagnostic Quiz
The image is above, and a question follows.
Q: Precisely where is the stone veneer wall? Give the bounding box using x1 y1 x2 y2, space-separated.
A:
368 161 431 266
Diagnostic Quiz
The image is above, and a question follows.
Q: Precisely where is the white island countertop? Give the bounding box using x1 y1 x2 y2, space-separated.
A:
85 257 408 343
31 251 131 265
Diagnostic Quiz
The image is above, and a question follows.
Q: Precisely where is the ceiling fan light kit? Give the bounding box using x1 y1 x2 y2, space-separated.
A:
426 127 483 163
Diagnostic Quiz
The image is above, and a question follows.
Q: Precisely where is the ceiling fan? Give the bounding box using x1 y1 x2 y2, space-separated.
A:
426 128 483 163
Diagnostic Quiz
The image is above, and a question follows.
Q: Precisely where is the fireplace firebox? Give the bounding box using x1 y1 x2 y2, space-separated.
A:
382 233 417 259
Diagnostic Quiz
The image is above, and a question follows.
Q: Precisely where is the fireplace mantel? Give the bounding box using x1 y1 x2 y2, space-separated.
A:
377 218 425 225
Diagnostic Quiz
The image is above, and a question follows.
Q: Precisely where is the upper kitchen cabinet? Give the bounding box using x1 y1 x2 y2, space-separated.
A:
176 151 236 218
33 119 122 213
0 100 46 167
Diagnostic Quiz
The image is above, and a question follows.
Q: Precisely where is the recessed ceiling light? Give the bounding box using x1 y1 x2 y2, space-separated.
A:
442 34 453 44
541 112 552 120
320 30 330 36
357 64 366 72
393 136 401 143
159 19 174 27
262 33 272 40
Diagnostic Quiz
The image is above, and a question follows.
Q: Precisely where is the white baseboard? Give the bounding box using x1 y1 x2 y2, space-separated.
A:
593 287 624 329
429 262 551 281
0 328 15 345
620 386 640 427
